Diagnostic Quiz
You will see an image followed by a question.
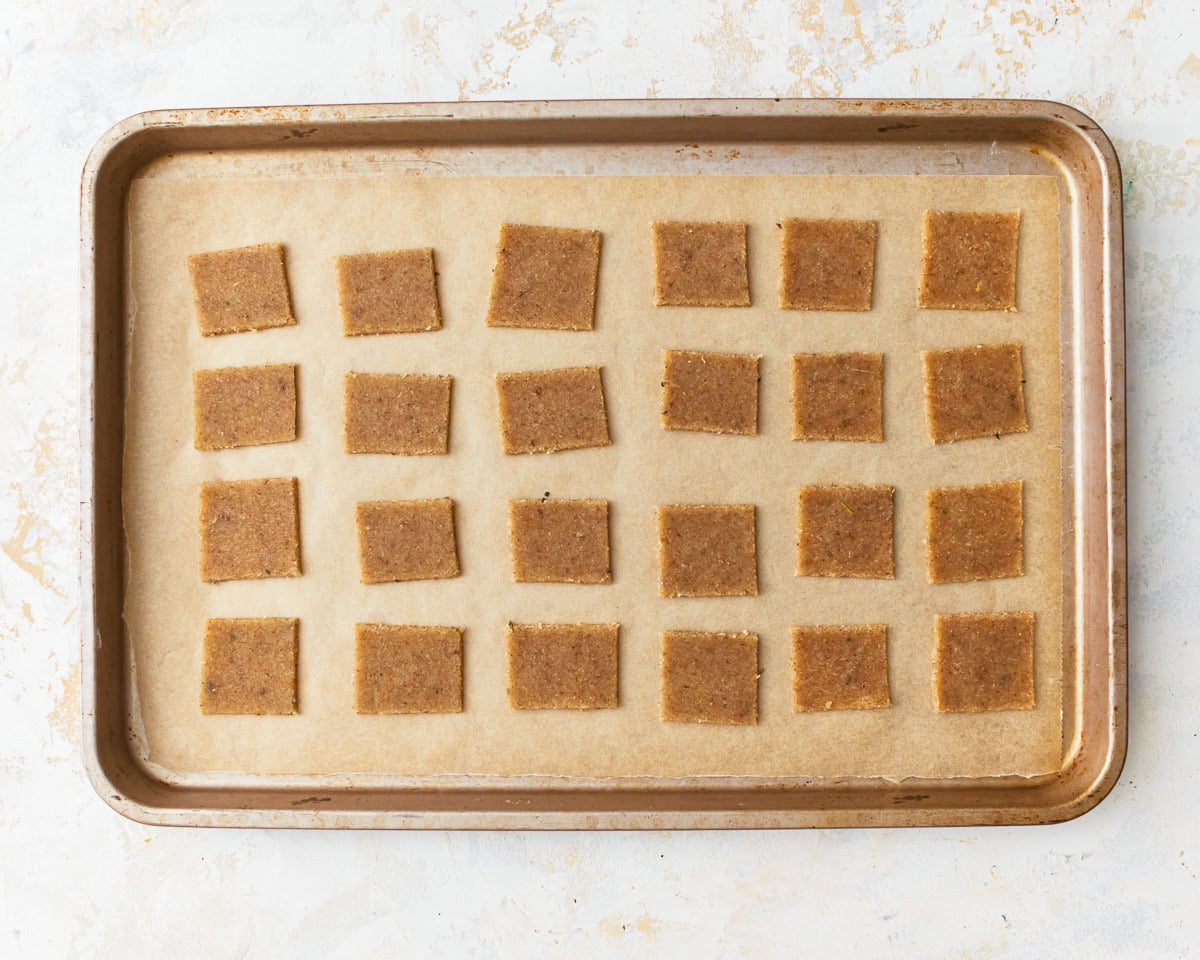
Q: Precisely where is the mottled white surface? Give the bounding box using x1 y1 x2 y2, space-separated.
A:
1 0 1197 956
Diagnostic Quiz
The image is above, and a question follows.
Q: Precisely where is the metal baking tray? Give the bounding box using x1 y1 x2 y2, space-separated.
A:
80 99 1126 829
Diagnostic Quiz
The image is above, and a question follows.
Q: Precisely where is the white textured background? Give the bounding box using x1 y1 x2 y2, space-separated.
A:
1 1 1197 956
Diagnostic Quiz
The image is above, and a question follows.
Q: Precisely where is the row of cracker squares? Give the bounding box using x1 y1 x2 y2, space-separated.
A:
192 342 1028 452
185 211 1020 336
198 482 1025 589
201 614 1036 719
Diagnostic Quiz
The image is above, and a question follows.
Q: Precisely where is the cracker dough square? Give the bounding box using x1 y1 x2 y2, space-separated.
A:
919 210 1020 310
661 349 759 435
336 249 442 336
934 612 1036 712
792 624 890 712
791 352 884 442
355 498 460 584
658 503 758 597
201 617 298 715
485 223 601 331
507 622 619 710
193 363 297 450
652 221 750 307
495 366 611 454
661 630 758 724
927 480 1024 584
779 218 877 311
354 623 463 714
509 498 611 584
187 242 296 336
199 477 301 583
923 342 1028 443
797 485 894 579
343 372 452 455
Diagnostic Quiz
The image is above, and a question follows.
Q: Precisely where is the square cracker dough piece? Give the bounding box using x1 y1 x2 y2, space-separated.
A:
201 617 298 715
657 503 758 597
661 630 758 724
923 341 1028 443
779 218 878 311
507 622 619 710
919 210 1020 310
193 363 297 451
792 624 891 712
661 349 759 436
508 498 611 584
355 498 460 584
354 623 463 714
791 352 884 442
187 242 296 336
652 221 751 307
343 372 452 455
199 477 301 583
927 480 1024 584
495 366 611 454
336 249 442 336
934 612 1036 712
796 484 894 579
485 223 602 331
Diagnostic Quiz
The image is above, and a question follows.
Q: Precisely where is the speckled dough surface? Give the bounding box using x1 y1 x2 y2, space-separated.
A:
486 223 602 330
652 220 750 306
927 480 1024 583
919 210 1020 310
343 372 452 455
791 352 884 442
336 248 442 335
508 498 611 584
796 484 894 579
192 363 297 450
923 342 1028 443
355 498 460 584
495 366 611 454
187 241 296 336
200 617 298 716
934 612 1036 713
661 630 759 724
779 218 877 310
354 624 463 714
198 477 301 583
661 349 759 435
657 503 758 597
792 624 890 711
507 623 619 710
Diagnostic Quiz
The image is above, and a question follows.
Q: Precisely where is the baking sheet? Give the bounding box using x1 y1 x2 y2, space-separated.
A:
124 172 1062 779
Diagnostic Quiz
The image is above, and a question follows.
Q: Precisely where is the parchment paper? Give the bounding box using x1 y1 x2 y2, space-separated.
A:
125 173 1062 779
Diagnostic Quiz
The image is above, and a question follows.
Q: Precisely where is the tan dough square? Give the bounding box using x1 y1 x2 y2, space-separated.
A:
779 218 877 311
509 498 611 584
343 372 452 455
797 485 894 579
187 242 296 336
336 249 442 336
658 503 757 597
927 481 1024 584
201 617 298 715
792 624 891 712
495 366 611 454
355 498 460 584
507 623 619 710
193 363 297 450
661 349 759 436
919 210 1020 310
354 623 463 714
934 612 1036 712
652 221 750 307
791 352 884 442
199 477 301 583
485 223 601 331
923 342 1028 443
661 630 758 724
